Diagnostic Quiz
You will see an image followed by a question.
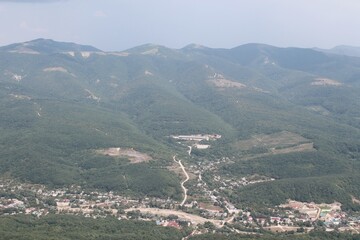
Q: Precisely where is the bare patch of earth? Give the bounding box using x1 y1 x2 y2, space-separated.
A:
43 67 68 73
144 70 154 76
125 207 223 226
81 52 91 58
194 144 210 149
208 78 246 89
311 77 342 86
84 89 100 102
9 94 31 100
4 70 25 82
65 51 75 57
96 148 152 163
352 195 360 204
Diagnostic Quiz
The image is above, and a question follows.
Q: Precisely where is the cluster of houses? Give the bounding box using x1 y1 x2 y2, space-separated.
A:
215 175 275 190
276 200 360 231
1 176 360 234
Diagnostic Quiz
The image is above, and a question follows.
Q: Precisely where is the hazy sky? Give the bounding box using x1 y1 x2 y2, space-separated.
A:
0 0 359 51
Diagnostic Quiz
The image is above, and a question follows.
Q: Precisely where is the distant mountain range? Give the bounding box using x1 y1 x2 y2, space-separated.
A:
1 39 360 210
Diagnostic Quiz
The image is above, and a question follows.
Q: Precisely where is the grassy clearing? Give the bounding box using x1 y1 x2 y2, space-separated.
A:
233 131 314 155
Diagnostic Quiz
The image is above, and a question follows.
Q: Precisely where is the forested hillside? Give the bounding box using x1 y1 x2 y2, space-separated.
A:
1 38 360 208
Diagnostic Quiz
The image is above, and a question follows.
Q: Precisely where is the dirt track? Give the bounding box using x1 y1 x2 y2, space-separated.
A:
173 155 190 206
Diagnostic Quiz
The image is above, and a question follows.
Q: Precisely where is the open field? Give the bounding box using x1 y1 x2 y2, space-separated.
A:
234 131 314 154
270 143 314 154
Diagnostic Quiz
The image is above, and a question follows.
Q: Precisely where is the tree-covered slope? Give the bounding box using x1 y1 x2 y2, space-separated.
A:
0 215 186 240
1 39 360 207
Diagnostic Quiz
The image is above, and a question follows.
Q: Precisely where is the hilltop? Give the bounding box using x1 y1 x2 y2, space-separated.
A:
0 38 101 54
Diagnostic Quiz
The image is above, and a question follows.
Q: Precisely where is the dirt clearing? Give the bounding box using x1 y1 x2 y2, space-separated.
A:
96 148 152 163
311 77 342 86
125 207 223 226
43 67 68 73
208 78 246 89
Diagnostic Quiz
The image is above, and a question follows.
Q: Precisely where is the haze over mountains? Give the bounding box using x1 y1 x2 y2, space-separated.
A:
1 38 360 212
315 45 360 58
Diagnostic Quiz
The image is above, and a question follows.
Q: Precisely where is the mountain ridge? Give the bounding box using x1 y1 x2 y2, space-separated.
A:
0 38 101 54
3 38 360 57
1 38 360 210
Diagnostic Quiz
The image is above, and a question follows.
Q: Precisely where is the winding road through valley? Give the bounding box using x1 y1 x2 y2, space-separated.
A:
173 155 190 206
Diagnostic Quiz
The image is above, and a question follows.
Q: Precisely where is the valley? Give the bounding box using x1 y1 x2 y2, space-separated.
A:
1 39 360 239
